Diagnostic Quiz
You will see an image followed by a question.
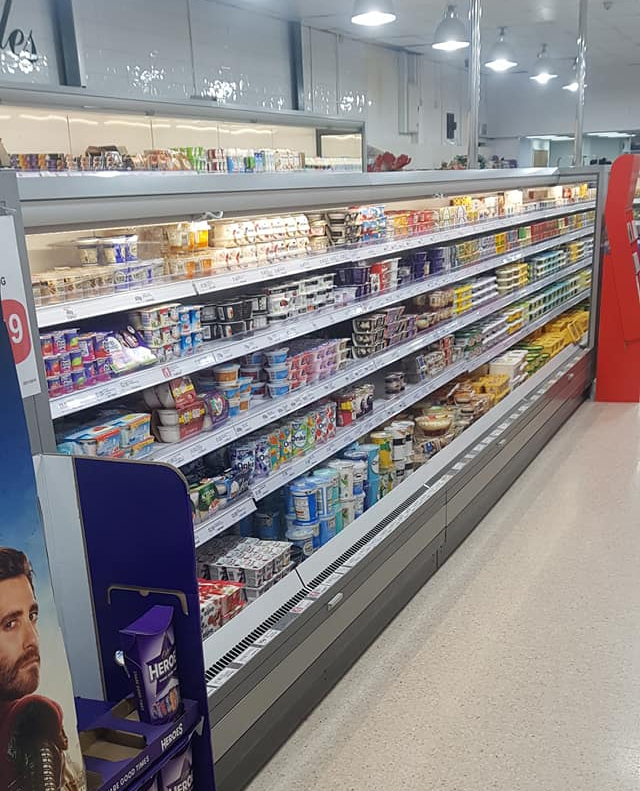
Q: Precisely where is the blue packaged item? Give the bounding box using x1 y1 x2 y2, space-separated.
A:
255 510 281 541
367 474 380 509
334 506 344 534
319 512 337 546
289 480 318 523
238 514 254 537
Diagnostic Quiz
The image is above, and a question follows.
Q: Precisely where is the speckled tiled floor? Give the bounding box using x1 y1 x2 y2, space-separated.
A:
244 401 640 791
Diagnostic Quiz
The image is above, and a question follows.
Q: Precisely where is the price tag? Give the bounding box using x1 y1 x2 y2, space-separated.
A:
233 421 251 438
230 272 249 286
216 428 236 446
63 306 78 321
290 599 314 614
133 291 154 305
253 629 280 647
473 444 485 453
120 378 141 393
499 422 510 431
274 264 288 276
170 453 186 467
253 482 268 500
452 462 466 471
101 385 119 402
196 278 217 294
189 443 207 459
207 667 238 690
213 351 229 364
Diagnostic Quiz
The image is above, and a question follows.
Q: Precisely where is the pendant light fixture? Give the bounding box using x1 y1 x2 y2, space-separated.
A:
530 44 558 84
351 0 396 26
432 4 469 51
562 58 580 91
484 27 517 72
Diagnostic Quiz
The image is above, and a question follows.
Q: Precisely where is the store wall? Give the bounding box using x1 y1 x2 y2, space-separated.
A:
302 28 469 168
484 66 640 139
0 0 469 169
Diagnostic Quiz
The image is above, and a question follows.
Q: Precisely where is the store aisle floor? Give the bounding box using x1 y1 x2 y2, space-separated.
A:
245 401 640 791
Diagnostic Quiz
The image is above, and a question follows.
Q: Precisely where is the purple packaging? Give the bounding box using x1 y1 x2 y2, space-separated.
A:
140 776 160 791
160 742 193 791
51 329 67 354
119 605 182 725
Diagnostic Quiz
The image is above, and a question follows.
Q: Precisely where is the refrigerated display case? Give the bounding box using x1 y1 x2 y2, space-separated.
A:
6 166 605 791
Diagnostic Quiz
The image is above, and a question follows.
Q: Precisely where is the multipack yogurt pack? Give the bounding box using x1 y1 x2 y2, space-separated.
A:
120 605 182 725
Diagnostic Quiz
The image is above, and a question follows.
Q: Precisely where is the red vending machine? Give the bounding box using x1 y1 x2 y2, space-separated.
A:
596 154 640 402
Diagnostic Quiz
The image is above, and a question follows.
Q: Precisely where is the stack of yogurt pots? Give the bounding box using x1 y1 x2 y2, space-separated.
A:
201 297 255 339
350 305 417 359
239 340 351 400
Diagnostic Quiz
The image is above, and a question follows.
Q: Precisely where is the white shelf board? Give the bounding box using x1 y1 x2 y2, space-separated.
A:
37 280 196 327
48 227 594 420
194 495 256 549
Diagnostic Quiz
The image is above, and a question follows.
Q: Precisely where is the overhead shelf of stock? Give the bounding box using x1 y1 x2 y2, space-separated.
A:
47 227 594 420
36 201 594 328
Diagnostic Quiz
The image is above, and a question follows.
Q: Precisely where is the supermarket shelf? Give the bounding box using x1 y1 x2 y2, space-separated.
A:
48 231 594 420
149 256 592 468
247 287 590 503
191 203 594 297
194 496 256 549
200 337 589 669
37 280 196 327
35 207 593 328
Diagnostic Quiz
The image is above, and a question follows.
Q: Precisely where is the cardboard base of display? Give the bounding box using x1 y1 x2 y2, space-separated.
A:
77 697 200 791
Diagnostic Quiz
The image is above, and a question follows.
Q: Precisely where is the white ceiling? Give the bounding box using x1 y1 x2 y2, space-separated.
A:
237 0 640 72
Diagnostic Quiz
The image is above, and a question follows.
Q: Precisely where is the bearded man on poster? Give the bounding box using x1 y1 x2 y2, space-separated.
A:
0 547 82 791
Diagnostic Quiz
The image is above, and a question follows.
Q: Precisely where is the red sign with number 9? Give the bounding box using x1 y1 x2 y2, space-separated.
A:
2 298 31 364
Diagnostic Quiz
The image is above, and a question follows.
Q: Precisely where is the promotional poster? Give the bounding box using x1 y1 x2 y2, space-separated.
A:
0 300 85 789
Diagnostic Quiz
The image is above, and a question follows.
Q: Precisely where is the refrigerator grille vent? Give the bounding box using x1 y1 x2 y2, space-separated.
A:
307 483 433 589
206 481 439 686
205 588 311 682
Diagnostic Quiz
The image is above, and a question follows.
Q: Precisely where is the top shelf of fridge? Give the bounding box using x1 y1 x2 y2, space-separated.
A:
18 167 603 233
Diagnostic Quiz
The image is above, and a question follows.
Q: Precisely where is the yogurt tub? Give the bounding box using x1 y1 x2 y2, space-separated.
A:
251 381 266 399
286 525 315 560
240 364 263 382
237 376 253 394
228 395 241 417
213 363 240 384
157 424 182 443
156 409 180 427
264 364 289 382
239 393 251 411
264 347 289 365
267 381 290 398
218 383 240 399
